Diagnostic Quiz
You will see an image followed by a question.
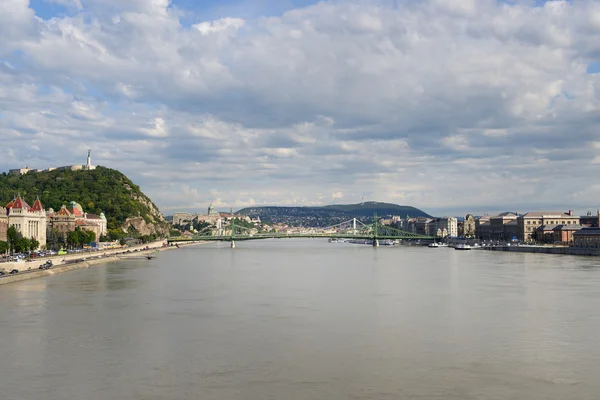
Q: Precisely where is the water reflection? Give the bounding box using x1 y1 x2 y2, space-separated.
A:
1 240 600 399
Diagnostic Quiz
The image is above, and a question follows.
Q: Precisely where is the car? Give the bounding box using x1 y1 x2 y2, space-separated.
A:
0 271 5 276
9 269 19 274
38 260 53 270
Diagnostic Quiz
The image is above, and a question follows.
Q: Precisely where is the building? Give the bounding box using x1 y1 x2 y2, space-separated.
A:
475 215 490 240
4 195 47 248
464 214 476 237
8 168 33 176
553 225 582 244
437 217 458 238
573 210 600 247
517 211 580 242
0 206 7 242
489 212 519 241
9 150 95 176
172 205 236 230
48 201 107 240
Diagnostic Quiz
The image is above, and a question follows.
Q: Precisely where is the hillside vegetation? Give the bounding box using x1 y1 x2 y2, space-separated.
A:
0 167 168 237
236 201 431 227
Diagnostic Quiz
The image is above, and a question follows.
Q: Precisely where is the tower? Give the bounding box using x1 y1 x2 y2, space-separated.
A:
86 150 91 170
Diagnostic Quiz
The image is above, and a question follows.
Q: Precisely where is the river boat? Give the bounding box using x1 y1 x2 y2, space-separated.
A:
454 244 472 251
380 239 396 246
348 239 372 245
438 243 449 247
428 243 439 248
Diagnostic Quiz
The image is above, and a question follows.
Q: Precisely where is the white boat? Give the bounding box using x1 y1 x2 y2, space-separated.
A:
454 244 472 251
438 243 449 247
428 243 439 248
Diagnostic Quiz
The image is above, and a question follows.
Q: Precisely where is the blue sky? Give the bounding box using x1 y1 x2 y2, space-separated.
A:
2 0 600 216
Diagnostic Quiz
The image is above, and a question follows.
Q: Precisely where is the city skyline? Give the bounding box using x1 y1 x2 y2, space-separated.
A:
2 0 600 215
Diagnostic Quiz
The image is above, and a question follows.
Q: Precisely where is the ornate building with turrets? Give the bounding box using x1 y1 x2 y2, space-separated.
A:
47 201 107 241
3 195 47 248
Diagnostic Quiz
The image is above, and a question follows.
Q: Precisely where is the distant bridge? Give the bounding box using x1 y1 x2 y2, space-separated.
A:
167 215 434 247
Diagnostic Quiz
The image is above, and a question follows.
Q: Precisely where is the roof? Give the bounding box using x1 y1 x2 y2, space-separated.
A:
31 198 44 212
522 212 573 218
54 206 72 217
552 224 582 231
68 207 83 217
6 196 31 210
574 228 600 236
86 214 101 219
539 224 560 232
76 220 99 227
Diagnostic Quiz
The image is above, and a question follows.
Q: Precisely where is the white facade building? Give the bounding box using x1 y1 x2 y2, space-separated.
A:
438 217 458 238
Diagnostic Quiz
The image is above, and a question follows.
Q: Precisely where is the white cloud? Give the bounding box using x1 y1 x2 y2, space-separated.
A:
3 0 600 214
194 18 245 35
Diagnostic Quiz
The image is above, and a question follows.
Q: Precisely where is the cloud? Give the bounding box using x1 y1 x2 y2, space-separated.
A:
194 18 245 35
2 0 600 215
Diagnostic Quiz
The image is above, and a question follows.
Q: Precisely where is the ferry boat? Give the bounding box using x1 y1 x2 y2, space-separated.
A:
428 242 439 248
454 244 472 251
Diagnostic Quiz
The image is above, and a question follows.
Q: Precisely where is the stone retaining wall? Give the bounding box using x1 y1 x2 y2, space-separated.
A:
482 246 600 256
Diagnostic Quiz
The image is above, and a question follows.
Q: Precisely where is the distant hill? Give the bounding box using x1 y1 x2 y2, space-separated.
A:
236 202 431 227
0 166 169 238
321 202 431 218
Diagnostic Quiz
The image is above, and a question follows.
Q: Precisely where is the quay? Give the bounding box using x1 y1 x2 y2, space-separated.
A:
0 240 206 286
480 245 600 257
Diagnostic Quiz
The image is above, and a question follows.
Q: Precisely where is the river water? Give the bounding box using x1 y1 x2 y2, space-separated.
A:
1 239 600 399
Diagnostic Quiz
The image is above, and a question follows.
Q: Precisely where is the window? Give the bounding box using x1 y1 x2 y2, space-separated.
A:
527 221 531 225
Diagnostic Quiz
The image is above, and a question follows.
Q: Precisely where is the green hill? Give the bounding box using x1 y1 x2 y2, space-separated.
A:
236 202 431 227
321 202 432 218
0 166 168 238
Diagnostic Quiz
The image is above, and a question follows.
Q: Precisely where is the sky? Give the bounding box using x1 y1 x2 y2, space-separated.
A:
2 0 600 217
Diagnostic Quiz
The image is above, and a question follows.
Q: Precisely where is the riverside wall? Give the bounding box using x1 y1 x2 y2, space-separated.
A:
0 240 207 286
481 246 600 256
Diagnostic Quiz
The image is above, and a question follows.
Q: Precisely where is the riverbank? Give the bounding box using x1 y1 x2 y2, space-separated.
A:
0 240 208 286
479 245 600 256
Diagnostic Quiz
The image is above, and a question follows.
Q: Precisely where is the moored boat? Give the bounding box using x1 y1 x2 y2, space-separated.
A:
454 244 472 251
428 242 439 248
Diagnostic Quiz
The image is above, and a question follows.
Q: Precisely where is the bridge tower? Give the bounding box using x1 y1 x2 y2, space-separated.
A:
373 212 379 247
353 218 356 235
231 217 236 248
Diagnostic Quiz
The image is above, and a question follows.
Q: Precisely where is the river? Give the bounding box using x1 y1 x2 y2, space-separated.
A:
1 239 600 399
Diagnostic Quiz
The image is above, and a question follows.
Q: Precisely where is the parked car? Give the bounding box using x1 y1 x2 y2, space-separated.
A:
0 271 5 276
9 269 19 274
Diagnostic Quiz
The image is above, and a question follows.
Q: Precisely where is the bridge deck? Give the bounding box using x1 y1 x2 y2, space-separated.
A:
168 233 433 243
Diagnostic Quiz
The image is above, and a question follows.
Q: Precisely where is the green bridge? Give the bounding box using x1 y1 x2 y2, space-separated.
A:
167 215 434 247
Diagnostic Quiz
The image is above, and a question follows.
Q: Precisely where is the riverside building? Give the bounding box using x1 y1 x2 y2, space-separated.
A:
517 211 579 242
47 201 107 240
3 195 47 248
0 206 7 242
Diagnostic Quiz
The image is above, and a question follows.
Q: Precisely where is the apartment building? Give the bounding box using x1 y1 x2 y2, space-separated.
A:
517 211 580 242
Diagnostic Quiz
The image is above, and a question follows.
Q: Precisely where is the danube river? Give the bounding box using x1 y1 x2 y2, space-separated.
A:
1 239 600 399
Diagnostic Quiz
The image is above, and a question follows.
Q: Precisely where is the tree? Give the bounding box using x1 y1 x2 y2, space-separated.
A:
7 226 21 254
29 238 40 252
46 227 63 251
0 241 9 254
14 237 30 254
67 229 83 248
84 230 96 245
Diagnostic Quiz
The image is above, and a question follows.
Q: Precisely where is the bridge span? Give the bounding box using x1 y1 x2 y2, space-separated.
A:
167 215 434 247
